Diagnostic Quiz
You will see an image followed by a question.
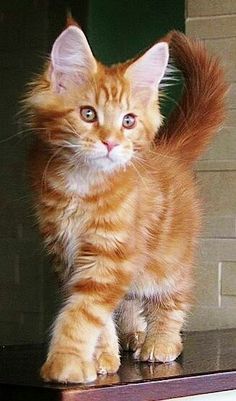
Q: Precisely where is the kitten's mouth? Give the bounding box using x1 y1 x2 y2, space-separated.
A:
90 153 115 162
105 153 114 160
86 153 128 172
86 148 132 171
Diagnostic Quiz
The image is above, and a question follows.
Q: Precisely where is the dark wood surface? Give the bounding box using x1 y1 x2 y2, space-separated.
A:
1 329 236 400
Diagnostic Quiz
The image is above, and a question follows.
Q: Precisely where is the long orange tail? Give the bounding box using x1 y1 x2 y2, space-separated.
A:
159 31 228 165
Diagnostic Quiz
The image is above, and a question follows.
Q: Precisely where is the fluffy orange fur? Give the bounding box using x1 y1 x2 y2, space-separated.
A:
25 26 227 383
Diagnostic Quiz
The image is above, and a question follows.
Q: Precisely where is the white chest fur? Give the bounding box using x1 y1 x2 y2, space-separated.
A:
63 166 107 196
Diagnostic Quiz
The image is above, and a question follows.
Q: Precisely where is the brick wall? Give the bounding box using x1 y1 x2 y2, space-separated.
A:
186 0 236 330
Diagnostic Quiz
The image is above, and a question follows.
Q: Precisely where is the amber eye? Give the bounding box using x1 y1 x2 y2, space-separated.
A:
122 113 136 129
80 106 97 123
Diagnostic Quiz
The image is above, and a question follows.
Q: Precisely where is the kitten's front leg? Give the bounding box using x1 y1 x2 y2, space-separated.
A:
41 261 132 383
95 316 120 375
40 292 101 383
134 298 187 363
116 299 146 352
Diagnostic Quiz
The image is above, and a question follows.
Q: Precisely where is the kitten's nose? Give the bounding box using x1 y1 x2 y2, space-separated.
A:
102 140 119 153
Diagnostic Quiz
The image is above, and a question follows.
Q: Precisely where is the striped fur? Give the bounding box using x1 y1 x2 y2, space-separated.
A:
25 27 227 383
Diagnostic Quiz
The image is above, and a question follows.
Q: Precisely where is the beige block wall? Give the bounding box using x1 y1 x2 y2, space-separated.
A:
186 1 236 330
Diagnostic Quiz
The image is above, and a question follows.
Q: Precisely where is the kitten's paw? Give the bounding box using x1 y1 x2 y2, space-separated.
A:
120 331 146 352
96 352 120 375
134 336 183 363
40 352 97 383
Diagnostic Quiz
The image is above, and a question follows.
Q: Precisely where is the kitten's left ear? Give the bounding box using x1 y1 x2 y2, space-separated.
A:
50 26 97 93
124 42 169 98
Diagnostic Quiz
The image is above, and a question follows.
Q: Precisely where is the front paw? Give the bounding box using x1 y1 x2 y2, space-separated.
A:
40 352 97 383
96 352 120 375
134 335 183 363
120 331 146 352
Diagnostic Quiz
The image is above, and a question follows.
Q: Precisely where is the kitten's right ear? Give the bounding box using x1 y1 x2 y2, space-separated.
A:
50 26 97 93
124 42 169 101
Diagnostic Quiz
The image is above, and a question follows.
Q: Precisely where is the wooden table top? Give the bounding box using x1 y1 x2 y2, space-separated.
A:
1 329 236 401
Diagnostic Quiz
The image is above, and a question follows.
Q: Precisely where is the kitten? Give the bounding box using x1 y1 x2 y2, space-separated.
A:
25 23 227 383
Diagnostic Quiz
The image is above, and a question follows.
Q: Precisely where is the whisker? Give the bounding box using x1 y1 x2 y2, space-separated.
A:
130 160 149 191
0 126 47 145
0 129 32 145
63 119 79 137
40 147 63 195
134 146 178 162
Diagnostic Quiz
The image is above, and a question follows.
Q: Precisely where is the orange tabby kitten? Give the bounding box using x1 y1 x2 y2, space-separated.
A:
25 23 227 383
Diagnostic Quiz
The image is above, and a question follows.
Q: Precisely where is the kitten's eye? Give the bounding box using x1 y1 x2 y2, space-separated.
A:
122 113 136 129
80 106 97 123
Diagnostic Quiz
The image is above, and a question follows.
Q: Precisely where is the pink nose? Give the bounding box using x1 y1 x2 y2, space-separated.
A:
102 140 119 153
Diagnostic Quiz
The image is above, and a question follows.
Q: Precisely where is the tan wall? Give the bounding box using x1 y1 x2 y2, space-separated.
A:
186 0 236 330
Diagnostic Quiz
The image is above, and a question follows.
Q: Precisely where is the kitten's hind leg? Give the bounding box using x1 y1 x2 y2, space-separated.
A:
95 316 120 375
135 297 187 363
116 299 147 353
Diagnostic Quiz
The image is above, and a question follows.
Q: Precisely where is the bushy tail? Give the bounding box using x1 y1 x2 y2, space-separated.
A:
159 31 228 165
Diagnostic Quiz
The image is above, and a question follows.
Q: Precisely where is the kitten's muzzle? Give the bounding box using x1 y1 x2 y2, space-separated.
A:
101 140 119 153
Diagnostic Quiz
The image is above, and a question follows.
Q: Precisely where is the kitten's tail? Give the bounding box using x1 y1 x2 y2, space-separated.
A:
159 31 228 165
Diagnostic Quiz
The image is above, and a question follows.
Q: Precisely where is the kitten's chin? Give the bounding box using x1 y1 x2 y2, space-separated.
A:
88 155 130 173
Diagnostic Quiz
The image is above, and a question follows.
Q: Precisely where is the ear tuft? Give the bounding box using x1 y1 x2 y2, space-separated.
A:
125 42 169 97
66 10 80 27
50 26 97 93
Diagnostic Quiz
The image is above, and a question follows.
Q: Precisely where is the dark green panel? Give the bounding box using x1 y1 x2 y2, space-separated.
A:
88 0 185 65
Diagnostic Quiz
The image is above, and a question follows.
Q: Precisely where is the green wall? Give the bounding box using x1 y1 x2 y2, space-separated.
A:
88 0 185 64
87 0 185 117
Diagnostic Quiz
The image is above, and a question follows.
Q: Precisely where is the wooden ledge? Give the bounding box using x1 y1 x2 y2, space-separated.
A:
1 329 236 400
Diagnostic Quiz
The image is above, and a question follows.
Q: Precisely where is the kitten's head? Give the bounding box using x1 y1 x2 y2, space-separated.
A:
29 26 169 173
